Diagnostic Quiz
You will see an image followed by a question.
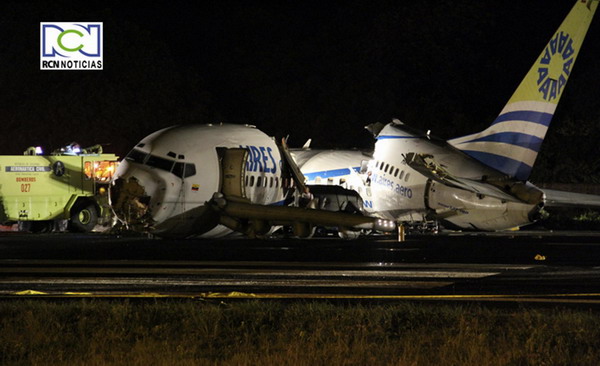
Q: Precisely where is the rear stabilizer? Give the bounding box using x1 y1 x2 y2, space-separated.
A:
450 0 598 180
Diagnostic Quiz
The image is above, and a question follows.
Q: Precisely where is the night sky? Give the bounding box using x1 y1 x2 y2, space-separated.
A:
2 1 599 182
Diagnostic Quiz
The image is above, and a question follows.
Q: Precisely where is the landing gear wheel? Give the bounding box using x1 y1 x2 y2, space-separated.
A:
69 204 98 232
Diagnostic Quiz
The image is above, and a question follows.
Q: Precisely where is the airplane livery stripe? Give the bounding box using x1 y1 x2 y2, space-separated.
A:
491 110 554 127
303 167 360 181
458 142 538 168
457 132 544 152
461 150 533 181
449 121 549 146
377 135 420 140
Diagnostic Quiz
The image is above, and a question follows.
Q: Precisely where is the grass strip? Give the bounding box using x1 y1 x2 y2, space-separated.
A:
1 299 600 365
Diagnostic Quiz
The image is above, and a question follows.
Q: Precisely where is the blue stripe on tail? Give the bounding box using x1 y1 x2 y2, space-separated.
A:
491 111 553 126
461 150 533 180
459 132 544 152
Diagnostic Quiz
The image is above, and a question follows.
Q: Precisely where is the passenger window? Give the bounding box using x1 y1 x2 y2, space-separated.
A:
250 176 255 187
394 168 399 177
275 177 279 188
257 177 262 187
405 173 410 182
384 164 389 173
399 171 404 180
245 176 249 186
270 177 273 188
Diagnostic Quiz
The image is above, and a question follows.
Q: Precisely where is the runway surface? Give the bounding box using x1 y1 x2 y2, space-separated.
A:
2 231 600 302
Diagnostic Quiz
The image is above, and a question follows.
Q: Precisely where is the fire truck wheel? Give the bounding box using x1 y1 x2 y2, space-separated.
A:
69 204 98 232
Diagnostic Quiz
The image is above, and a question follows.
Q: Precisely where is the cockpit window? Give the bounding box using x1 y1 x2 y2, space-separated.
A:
172 163 184 178
184 163 196 178
127 148 196 179
125 149 148 164
146 154 174 172
172 162 197 178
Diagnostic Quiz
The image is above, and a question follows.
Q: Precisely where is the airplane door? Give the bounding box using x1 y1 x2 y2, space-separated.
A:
217 148 248 199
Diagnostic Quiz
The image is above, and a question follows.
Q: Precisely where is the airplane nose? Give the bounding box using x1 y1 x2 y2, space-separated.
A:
110 176 154 231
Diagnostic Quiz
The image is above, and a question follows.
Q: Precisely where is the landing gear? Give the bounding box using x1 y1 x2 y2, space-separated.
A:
402 220 439 235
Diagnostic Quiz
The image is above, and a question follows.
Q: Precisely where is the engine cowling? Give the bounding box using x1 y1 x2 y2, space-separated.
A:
426 181 540 231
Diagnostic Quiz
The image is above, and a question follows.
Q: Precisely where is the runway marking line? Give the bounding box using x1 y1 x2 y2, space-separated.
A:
5 290 600 304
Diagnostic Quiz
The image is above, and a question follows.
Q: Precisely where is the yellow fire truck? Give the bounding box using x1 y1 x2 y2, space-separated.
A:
0 144 118 232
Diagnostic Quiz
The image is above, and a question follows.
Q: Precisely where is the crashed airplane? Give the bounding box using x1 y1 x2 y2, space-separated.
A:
110 124 395 238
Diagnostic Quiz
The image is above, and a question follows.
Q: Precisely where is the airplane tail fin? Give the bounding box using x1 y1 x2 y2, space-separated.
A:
449 0 597 180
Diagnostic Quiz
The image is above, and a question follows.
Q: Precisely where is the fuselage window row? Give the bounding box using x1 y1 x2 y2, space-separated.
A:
245 175 280 188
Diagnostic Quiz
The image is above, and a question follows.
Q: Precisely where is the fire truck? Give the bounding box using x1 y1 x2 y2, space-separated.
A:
0 144 118 232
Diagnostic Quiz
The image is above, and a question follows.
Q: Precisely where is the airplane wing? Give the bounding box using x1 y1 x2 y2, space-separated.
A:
209 194 396 237
542 189 600 208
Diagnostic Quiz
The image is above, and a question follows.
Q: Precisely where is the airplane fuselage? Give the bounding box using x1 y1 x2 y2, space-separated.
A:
112 124 287 237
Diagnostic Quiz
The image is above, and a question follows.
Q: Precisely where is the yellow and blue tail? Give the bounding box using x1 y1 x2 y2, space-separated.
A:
450 0 597 181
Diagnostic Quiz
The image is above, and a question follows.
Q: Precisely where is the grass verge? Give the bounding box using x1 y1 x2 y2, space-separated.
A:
1 300 600 365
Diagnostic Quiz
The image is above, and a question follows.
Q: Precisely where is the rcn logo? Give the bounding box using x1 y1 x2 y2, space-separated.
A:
40 22 103 70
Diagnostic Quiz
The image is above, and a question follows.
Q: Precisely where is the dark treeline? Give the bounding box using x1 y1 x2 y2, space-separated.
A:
1 1 599 183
